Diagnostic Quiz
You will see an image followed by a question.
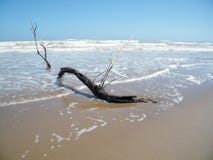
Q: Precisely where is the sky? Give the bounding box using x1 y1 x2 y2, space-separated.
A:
0 0 213 42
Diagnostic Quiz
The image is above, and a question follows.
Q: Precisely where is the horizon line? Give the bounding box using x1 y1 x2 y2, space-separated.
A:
0 39 212 43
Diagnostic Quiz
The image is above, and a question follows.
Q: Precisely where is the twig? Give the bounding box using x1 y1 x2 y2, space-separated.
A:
40 43 47 59
92 70 106 84
103 79 116 88
31 23 51 69
99 57 113 88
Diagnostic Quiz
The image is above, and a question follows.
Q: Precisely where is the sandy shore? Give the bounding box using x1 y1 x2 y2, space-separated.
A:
0 82 213 160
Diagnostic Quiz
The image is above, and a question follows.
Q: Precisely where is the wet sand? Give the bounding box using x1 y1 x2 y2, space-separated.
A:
0 82 213 160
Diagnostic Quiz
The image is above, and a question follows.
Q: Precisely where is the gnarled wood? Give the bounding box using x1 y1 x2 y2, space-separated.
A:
58 67 157 103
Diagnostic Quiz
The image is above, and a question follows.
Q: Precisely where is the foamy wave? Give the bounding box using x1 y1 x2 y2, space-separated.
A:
87 117 107 127
0 40 213 53
0 91 71 107
112 68 170 84
75 125 98 140
73 68 170 91
186 75 203 85
0 68 170 107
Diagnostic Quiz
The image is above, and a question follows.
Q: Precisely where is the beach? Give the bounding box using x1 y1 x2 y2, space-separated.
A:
1 0 213 158
0 40 213 159
0 81 213 160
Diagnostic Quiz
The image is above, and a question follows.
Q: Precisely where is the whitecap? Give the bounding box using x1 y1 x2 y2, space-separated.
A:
186 75 203 85
111 68 170 84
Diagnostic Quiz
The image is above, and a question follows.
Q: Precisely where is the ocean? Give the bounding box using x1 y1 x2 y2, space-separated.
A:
0 40 213 107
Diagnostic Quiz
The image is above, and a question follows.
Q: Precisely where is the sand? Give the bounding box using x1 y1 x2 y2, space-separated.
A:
0 82 213 160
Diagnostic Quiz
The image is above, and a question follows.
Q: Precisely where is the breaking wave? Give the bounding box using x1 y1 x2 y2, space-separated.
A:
0 40 213 53
0 42 213 107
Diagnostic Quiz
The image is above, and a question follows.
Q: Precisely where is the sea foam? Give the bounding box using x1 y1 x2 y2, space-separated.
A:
1 40 213 107
0 40 213 53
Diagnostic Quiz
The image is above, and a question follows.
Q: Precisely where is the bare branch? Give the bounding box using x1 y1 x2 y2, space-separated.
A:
99 57 114 88
31 23 51 69
56 38 157 103
31 22 37 34
46 42 52 47
58 67 157 103
40 42 47 59
95 45 124 88
103 78 117 88
92 70 106 84
31 23 40 55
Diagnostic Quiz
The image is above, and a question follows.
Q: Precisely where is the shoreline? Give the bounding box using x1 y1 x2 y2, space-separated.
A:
0 81 213 160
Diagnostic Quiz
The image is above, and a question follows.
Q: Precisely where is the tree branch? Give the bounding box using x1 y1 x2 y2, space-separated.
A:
31 23 51 69
57 67 157 103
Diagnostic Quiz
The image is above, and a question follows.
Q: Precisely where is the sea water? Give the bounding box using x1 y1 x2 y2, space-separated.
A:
0 40 213 107
1 40 213 156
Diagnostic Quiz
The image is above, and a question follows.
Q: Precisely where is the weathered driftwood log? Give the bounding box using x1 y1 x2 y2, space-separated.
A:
58 67 157 103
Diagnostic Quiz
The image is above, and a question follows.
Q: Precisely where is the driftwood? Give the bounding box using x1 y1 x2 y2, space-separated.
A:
31 23 51 69
58 67 157 103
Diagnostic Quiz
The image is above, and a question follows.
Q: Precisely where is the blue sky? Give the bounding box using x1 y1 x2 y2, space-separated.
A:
0 0 213 42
